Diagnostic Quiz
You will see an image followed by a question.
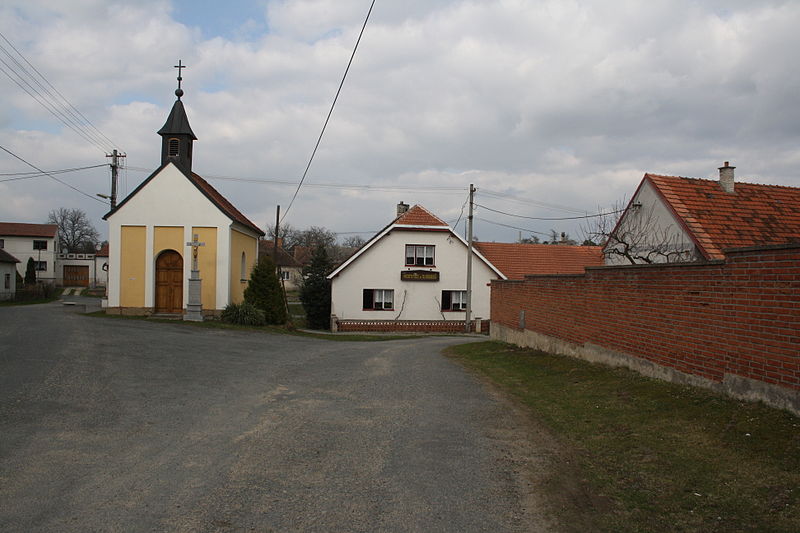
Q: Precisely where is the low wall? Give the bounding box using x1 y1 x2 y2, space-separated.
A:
490 244 800 415
335 318 488 334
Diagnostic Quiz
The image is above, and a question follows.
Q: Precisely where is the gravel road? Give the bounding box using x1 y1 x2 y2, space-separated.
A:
0 301 555 532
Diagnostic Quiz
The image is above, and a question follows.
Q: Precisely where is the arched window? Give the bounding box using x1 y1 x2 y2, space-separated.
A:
168 138 180 157
241 251 246 279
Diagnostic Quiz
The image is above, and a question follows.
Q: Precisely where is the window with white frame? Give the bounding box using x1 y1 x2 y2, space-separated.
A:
280 270 290 281
35 261 47 271
441 290 467 311
4 273 9 289
363 288 394 310
405 244 434 266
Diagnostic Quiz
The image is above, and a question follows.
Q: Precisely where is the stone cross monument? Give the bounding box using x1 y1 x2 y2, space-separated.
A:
184 233 205 321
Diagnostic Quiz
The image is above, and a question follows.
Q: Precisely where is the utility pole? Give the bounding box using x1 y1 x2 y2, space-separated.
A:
106 149 126 208
273 205 281 277
465 183 475 333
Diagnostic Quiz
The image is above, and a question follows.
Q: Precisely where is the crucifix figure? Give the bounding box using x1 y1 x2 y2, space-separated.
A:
174 59 186 98
186 234 205 270
183 233 205 322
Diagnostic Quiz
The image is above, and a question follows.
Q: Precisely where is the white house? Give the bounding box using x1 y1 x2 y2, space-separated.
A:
0 248 20 300
327 204 506 332
605 162 800 264
103 82 264 316
0 222 58 283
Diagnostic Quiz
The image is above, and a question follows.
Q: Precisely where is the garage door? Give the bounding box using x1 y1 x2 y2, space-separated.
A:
63 265 89 287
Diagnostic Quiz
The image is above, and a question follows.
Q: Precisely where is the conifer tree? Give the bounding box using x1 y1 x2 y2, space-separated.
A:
243 255 287 325
24 257 36 285
300 245 333 330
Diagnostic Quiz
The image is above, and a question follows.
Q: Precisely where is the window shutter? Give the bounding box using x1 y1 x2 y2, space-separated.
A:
363 289 373 309
441 290 451 311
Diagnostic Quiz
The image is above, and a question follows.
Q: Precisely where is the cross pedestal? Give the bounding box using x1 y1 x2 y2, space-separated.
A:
184 234 205 322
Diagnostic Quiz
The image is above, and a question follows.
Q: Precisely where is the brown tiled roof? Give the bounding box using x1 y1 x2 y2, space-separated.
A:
96 243 109 257
190 172 264 236
293 246 313 265
258 240 302 268
646 174 800 260
474 242 604 279
394 205 448 226
0 222 57 238
0 248 20 263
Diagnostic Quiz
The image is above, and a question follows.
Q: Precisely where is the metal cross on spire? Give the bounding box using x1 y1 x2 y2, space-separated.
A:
174 59 186 99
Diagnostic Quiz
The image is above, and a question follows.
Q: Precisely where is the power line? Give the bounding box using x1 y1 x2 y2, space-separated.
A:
0 31 117 153
0 144 107 204
281 0 376 224
475 203 624 221
124 165 463 193
480 188 589 215
0 163 107 182
475 216 552 237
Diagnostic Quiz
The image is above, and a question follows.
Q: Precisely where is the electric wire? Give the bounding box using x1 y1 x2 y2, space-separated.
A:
480 188 589 215
475 203 624 221
124 165 463 193
0 144 107 204
280 0 376 224
475 216 552 237
0 31 117 153
0 163 107 183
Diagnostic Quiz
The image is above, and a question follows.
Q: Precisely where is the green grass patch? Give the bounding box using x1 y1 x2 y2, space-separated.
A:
446 341 800 533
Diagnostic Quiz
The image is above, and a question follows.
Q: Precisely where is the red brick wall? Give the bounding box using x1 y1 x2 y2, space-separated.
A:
491 245 800 391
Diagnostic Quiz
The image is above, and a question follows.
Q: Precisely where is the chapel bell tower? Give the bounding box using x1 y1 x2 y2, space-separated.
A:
157 60 197 173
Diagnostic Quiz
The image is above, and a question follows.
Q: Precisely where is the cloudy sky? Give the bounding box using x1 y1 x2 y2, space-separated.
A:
1 0 799 243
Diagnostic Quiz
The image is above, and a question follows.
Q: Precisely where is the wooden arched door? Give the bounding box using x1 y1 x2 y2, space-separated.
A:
155 250 183 313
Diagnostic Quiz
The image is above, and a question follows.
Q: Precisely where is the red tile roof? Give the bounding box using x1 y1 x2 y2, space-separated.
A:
258 240 302 267
646 174 800 260
96 243 109 257
189 172 264 236
394 205 448 226
0 222 57 238
474 242 604 279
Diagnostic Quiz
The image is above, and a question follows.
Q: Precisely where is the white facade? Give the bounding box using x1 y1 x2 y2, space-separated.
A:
329 225 503 322
0 234 58 283
106 163 255 310
604 178 699 265
0 261 16 300
57 253 104 287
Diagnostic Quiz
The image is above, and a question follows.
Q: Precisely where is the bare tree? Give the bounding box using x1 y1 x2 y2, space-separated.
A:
582 201 697 264
47 208 100 253
340 235 366 249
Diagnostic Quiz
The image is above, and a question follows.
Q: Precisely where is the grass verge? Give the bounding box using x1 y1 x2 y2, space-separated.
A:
84 310 430 342
445 341 800 533
0 288 64 306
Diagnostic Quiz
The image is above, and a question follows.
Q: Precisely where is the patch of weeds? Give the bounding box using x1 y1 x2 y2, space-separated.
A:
446 341 800 533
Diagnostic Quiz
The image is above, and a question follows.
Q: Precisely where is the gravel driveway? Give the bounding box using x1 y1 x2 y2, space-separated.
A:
0 302 554 532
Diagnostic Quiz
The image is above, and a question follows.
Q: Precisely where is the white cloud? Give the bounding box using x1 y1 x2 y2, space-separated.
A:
1 0 798 242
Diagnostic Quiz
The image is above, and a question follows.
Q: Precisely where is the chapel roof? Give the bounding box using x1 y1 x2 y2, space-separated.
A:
157 99 197 140
644 174 800 260
0 222 58 238
102 164 265 237
474 242 604 279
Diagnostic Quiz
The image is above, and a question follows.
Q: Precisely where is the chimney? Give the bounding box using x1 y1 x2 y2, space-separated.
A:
396 202 409 217
718 161 735 193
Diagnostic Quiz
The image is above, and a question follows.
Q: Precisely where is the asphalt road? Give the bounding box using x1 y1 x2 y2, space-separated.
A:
0 301 553 532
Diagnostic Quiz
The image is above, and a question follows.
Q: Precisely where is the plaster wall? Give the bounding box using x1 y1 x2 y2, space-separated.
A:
331 229 497 321
230 227 257 304
0 235 57 283
0 262 16 300
605 179 697 265
107 164 233 309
